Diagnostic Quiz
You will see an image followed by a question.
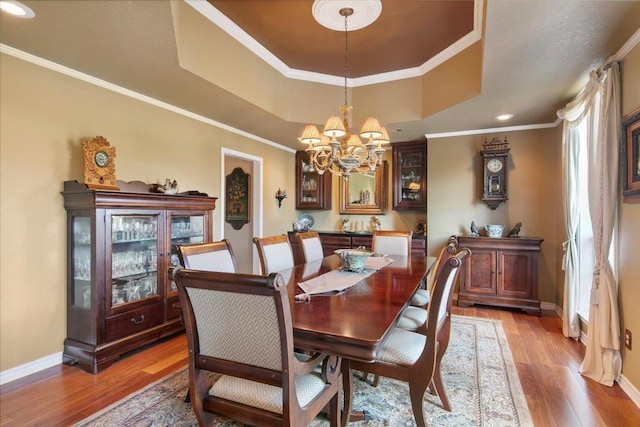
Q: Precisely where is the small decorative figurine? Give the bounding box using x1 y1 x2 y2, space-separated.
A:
470 221 480 237
341 216 350 232
508 222 522 237
371 216 381 231
415 219 426 236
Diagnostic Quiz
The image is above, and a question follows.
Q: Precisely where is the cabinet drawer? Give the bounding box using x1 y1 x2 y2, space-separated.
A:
106 302 165 342
320 235 351 247
351 236 372 249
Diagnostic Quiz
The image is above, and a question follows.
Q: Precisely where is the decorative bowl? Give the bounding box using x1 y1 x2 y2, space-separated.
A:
334 249 373 272
485 224 505 238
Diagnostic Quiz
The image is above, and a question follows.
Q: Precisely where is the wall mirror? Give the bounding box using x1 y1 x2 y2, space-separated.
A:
340 161 386 215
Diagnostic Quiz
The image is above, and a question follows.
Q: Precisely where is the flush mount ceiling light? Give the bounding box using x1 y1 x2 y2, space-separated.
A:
495 114 514 121
0 0 35 18
299 0 387 179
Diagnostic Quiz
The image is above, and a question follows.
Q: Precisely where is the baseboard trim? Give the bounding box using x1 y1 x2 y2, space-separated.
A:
619 374 640 409
0 352 62 386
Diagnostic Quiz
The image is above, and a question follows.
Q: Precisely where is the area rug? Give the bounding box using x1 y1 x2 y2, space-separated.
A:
74 316 533 426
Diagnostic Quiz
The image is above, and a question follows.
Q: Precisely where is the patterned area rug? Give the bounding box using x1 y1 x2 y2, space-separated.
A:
74 316 532 426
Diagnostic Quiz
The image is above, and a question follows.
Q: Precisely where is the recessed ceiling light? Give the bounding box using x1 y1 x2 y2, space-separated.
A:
0 1 35 18
495 114 514 121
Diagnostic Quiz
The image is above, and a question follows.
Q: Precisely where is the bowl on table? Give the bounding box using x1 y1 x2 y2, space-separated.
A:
485 224 505 238
334 248 373 272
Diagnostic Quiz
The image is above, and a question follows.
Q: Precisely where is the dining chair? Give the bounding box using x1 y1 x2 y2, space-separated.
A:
294 231 324 264
253 234 296 275
173 267 342 427
351 247 471 426
363 236 460 386
372 229 413 256
177 239 237 273
372 229 429 307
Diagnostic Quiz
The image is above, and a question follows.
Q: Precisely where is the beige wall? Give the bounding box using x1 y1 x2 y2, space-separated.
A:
426 128 562 304
0 53 297 370
619 42 640 391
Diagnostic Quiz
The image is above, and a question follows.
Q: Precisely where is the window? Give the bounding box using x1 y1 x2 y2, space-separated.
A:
575 119 594 320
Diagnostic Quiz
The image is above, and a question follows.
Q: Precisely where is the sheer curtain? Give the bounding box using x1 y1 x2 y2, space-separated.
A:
580 62 621 386
556 62 622 386
557 73 600 339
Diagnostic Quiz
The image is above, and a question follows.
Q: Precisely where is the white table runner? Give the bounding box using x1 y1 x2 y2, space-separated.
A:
297 257 393 298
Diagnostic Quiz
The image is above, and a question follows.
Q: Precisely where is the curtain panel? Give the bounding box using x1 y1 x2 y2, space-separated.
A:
556 63 622 386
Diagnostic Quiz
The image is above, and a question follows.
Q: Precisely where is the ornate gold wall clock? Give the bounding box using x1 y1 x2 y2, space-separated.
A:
82 136 119 190
481 137 510 210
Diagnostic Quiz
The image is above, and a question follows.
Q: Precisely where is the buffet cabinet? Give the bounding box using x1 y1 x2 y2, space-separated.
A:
295 150 332 210
62 180 217 373
288 231 426 265
456 235 543 315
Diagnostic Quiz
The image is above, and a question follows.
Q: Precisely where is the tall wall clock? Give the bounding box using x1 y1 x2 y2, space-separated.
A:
83 136 119 190
481 137 510 210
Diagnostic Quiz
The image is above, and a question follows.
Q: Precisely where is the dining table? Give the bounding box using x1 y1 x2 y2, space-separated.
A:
278 253 436 426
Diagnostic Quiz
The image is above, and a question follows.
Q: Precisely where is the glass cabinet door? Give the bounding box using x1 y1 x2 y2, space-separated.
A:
295 150 332 210
168 213 206 294
392 140 427 210
71 216 92 309
110 214 159 309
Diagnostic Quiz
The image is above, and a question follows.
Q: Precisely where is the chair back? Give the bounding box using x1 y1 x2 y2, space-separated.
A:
253 234 295 275
295 231 324 264
425 235 459 295
372 230 413 256
177 240 237 273
173 267 342 426
425 247 471 344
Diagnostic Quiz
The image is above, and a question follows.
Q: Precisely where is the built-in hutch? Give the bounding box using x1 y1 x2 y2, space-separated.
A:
392 139 427 210
295 150 332 210
61 180 217 373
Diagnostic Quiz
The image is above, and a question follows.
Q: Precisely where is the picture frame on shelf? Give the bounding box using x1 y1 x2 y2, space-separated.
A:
621 107 640 202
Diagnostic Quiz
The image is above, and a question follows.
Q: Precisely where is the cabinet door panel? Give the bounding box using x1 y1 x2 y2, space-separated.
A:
499 251 532 297
463 250 496 295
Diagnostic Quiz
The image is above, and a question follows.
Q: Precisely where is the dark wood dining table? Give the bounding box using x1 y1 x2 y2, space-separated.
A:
279 254 435 425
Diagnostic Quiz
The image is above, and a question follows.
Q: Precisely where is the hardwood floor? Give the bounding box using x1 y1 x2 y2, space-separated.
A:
1 306 639 426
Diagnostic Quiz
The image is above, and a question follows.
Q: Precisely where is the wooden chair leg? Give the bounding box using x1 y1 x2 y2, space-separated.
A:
431 364 451 411
408 382 427 427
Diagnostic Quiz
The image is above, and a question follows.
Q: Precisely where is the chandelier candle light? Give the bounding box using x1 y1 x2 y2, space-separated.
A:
299 0 387 179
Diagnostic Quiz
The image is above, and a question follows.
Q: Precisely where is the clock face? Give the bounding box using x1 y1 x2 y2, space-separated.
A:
487 158 503 173
94 151 110 168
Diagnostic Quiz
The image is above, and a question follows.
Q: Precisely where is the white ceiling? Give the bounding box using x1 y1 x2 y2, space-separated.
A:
1 0 639 149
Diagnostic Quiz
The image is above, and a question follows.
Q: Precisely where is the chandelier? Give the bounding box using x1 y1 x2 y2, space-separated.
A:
298 3 387 179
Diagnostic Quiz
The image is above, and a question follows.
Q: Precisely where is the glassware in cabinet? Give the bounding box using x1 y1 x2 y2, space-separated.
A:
110 214 160 309
392 140 427 210
167 213 206 295
295 150 332 210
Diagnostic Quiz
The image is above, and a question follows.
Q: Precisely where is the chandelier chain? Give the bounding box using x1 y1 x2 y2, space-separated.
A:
343 12 348 108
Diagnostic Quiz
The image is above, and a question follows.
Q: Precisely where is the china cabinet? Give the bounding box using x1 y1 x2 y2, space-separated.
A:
456 235 542 315
392 139 427 210
295 150 332 210
62 180 216 373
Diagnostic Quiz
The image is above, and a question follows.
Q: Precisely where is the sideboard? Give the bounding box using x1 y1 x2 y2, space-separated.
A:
288 231 426 265
456 235 543 315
